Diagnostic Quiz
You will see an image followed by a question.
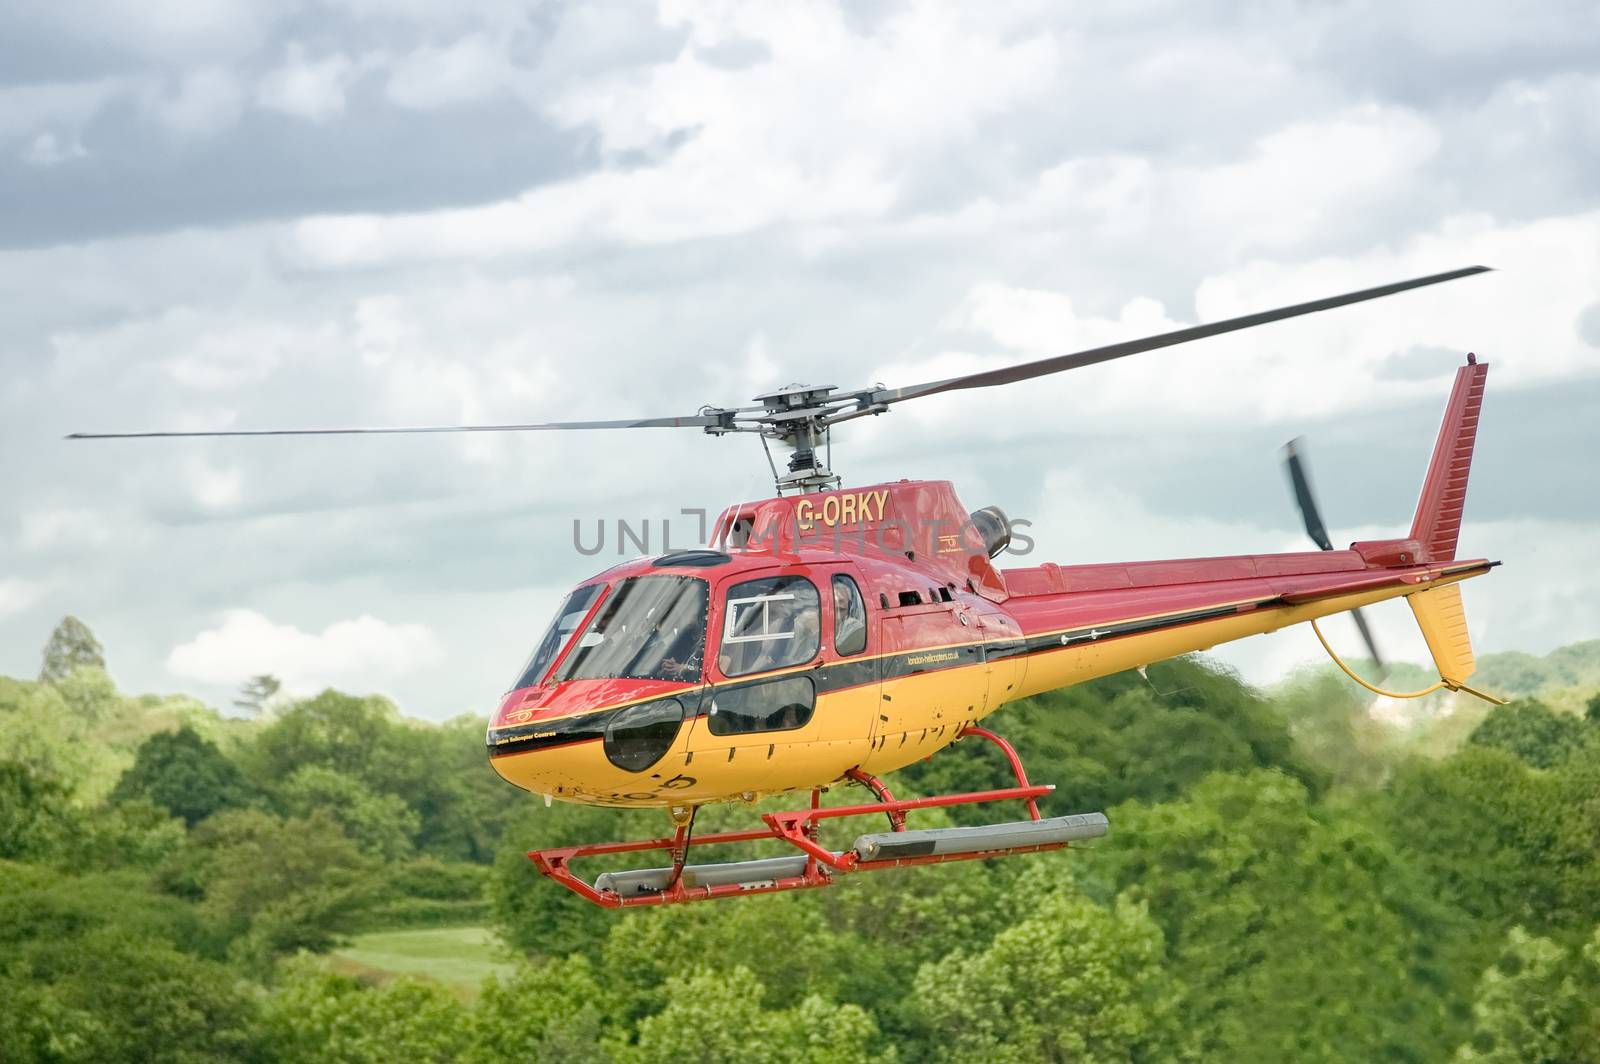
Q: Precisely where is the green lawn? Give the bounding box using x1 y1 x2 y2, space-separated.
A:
329 926 517 1000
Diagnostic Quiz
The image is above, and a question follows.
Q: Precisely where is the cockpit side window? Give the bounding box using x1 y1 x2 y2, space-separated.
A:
717 575 820 678
832 574 868 657
556 575 709 683
511 584 602 690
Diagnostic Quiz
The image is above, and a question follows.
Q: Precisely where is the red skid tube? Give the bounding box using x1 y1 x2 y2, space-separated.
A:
527 728 1070 909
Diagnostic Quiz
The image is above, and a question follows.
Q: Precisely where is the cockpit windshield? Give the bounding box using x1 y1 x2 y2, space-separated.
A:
510 584 603 691
555 575 709 684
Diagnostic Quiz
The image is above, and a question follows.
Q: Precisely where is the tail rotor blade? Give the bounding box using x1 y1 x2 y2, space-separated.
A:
1282 437 1335 552
1348 607 1388 678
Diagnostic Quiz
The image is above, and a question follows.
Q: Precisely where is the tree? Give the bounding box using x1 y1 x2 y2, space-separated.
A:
627 967 890 1064
1455 926 1600 1063
911 890 1179 1063
274 765 419 861
491 801 661 959
257 961 470 1063
896 657 1321 823
234 674 281 717
0 760 73 861
0 928 260 1064
112 726 251 827
1469 699 1587 768
184 808 377 969
1107 769 1472 1060
39 615 105 683
243 690 481 861
1377 745 1600 932
470 954 617 1062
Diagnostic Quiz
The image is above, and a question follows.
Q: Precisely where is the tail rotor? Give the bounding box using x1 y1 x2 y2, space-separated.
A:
1282 437 1387 677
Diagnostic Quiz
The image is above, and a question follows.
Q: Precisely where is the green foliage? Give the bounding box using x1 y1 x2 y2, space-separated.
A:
0 679 126 802
1106 770 1470 1059
275 765 420 860
183 808 379 970
626 967 890 1064
257 961 471 1063
246 691 509 862
1469 698 1588 768
0 862 208 957
0 760 74 860
113 725 252 827
6 629 1600 1062
1376 746 1600 930
351 857 490 930
898 657 1320 821
491 800 661 959
911 890 1178 1063
470 954 616 1061
39 615 106 684
1455 926 1600 1063
0 928 261 1064
601 888 850 1020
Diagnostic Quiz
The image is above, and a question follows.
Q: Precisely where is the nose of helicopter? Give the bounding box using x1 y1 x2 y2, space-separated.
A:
486 679 697 805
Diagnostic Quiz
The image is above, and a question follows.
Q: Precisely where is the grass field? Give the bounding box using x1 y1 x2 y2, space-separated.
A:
329 926 517 1000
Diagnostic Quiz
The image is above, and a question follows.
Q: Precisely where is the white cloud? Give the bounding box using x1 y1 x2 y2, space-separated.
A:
289 3 1065 269
165 608 445 691
186 458 242 510
257 45 359 123
1 0 1597 716
0 578 45 620
871 208 1600 437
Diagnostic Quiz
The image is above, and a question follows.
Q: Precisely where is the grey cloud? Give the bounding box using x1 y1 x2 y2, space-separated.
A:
0 91 595 247
3 0 1599 717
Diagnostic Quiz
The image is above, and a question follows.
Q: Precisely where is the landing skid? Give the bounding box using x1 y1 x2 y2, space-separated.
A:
527 727 1109 908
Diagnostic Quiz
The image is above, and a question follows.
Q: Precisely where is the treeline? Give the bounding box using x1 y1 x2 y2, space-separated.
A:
3 619 1600 1061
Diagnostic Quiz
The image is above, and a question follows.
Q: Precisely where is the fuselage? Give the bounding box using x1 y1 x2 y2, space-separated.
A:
485 479 1490 808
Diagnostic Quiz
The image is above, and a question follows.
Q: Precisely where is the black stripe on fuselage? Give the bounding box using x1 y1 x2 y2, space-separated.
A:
486 599 1266 758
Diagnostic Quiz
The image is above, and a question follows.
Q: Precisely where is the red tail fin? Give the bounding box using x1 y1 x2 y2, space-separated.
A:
1410 357 1488 562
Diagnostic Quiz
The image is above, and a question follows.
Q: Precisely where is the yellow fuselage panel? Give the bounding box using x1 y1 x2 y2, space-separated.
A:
489 572 1478 808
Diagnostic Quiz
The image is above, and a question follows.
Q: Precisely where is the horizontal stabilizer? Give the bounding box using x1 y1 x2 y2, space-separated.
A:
1408 583 1476 687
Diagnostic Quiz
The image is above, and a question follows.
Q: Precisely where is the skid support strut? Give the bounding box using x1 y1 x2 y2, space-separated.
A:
526 728 1107 908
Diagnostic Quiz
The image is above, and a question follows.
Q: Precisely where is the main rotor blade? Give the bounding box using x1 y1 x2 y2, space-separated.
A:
1348 607 1388 678
66 414 724 440
1282 437 1335 552
873 266 1490 406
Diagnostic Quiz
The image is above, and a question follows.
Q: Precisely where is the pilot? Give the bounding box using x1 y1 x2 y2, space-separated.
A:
833 579 865 653
658 625 703 681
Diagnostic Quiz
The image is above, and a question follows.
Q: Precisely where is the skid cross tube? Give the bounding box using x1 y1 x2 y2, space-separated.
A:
526 728 1078 908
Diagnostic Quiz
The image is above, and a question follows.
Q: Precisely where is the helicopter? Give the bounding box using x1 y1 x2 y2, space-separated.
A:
72 265 1503 908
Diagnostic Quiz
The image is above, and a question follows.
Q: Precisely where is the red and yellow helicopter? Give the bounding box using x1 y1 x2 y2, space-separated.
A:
74 266 1502 907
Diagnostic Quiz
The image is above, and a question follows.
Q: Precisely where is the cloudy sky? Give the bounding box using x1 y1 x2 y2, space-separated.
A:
3 0 1598 719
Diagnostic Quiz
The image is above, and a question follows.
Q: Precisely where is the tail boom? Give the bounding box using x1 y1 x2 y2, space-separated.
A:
996 355 1497 700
